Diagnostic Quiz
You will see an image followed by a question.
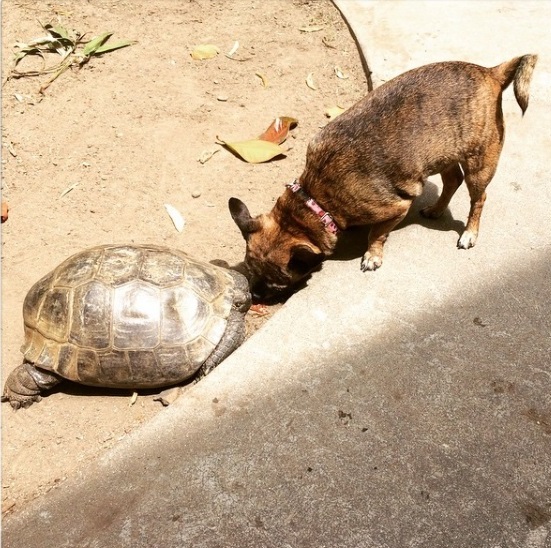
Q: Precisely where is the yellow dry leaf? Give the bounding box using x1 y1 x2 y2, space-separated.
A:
217 137 286 164
191 44 219 60
325 106 345 120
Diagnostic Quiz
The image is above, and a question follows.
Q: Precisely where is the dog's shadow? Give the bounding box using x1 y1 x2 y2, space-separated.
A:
332 180 465 261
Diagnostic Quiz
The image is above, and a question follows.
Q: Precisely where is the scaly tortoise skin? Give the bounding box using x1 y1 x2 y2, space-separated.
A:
2 244 251 409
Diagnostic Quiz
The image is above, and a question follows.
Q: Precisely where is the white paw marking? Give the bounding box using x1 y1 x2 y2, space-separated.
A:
458 231 477 249
361 254 382 271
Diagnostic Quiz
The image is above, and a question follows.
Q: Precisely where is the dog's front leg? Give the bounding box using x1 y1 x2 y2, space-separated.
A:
361 202 411 271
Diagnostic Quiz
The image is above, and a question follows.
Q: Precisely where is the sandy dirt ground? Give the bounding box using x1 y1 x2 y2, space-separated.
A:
1 0 367 516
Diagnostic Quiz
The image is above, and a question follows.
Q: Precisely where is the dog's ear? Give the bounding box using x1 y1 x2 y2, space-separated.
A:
289 244 325 275
229 198 261 240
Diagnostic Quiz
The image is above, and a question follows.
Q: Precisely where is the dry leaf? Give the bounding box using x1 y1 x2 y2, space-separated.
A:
217 116 297 163
60 182 79 197
190 44 219 60
334 66 349 79
226 40 239 57
255 72 268 87
129 392 138 406
217 137 285 164
1 201 9 223
165 204 185 232
299 25 324 32
325 106 345 120
258 117 298 145
306 72 317 90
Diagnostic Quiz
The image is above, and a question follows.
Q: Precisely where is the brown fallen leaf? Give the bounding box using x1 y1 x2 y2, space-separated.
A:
258 116 298 145
1 201 8 223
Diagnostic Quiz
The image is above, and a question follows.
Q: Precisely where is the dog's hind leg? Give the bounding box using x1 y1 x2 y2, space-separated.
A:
457 142 503 249
361 200 411 271
421 163 464 219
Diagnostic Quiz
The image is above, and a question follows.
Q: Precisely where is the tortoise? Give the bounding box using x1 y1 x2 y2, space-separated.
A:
2 244 251 409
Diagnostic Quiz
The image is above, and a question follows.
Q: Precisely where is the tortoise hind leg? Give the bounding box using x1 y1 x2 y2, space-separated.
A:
2 362 62 409
195 309 246 381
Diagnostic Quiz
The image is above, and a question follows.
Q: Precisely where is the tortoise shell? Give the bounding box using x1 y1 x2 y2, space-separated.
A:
21 244 237 389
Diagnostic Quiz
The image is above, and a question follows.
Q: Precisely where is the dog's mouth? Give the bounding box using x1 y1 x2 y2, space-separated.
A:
250 281 293 305
249 275 313 305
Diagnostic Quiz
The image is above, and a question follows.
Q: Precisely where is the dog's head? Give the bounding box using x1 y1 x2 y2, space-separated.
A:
228 197 325 302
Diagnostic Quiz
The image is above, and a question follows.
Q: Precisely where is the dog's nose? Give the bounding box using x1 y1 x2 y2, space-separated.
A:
251 289 265 302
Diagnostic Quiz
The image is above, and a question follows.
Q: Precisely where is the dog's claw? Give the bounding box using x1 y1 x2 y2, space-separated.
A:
361 254 382 272
458 230 478 249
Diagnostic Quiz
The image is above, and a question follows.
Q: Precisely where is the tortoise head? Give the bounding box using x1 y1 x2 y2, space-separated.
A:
228 269 252 313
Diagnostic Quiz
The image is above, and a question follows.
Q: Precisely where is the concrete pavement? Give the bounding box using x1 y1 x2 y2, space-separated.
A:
3 2 550 546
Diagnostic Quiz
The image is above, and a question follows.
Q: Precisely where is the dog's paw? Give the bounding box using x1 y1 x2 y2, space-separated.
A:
361 254 382 272
457 230 478 249
420 205 444 219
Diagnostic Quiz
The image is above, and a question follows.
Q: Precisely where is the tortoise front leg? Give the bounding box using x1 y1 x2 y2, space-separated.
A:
195 309 246 381
2 362 62 409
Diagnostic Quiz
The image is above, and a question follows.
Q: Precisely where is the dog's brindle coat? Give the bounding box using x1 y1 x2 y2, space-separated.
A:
229 55 538 301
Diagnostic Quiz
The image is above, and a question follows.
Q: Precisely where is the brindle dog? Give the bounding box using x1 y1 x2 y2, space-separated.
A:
229 55 538 301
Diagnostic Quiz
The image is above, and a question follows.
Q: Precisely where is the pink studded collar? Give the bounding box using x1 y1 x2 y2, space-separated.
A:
286 180 340 234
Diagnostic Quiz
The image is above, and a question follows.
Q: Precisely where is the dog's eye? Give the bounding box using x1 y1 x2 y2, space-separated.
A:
250 259 291 284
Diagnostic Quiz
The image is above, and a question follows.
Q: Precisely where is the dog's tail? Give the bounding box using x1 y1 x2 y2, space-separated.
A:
491 54 538 115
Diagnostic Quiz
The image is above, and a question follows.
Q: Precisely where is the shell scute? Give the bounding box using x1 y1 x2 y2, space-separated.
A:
35 287 72 343
140 249 186 287
53 248 102 287
69 280 112 349
112 282 161 350
96 246 142 287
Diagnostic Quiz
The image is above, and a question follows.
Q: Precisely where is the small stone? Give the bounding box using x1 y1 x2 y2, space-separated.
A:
191 190 201 198
217 95 229 102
